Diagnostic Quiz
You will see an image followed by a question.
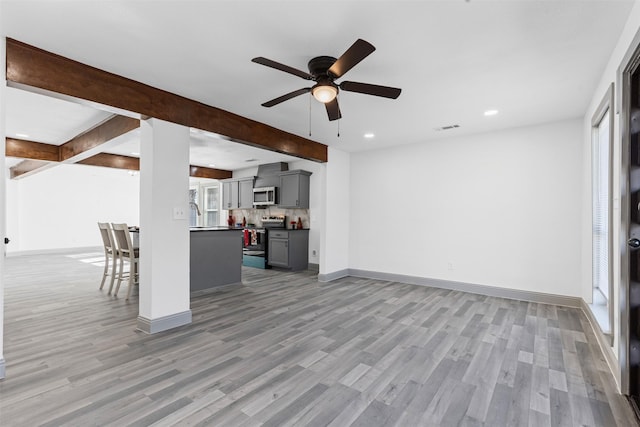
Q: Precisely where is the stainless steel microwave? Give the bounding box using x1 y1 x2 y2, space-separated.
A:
253 186 277 206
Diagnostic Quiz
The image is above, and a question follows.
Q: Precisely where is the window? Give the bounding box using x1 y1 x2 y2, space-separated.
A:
202 184 219 227
591 83 614 335
188 182 220 227
189 186 199 227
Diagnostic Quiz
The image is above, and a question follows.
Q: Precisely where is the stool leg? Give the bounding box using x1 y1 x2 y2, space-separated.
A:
99 250 109 290
114 255 124 297
107 251 118 295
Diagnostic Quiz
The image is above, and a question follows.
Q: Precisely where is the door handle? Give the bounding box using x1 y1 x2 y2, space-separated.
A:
629 238 640 249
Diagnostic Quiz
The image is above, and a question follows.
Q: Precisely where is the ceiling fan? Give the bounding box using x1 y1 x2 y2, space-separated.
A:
252 39 402 121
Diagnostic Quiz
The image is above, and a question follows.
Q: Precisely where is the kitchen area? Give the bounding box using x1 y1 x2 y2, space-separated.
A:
189 161 314 293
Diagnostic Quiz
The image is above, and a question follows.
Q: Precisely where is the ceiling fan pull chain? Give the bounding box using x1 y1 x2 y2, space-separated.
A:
308 94 312 136
337 95 340 138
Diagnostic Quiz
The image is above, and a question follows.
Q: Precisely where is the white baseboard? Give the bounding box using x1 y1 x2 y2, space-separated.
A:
347 268 582 307
137 310 192 334
318 268 350 283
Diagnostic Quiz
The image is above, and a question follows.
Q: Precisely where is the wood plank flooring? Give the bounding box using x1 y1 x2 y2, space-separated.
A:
0 251 637 426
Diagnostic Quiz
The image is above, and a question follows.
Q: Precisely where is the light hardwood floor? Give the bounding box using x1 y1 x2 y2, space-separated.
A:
0 250 638 426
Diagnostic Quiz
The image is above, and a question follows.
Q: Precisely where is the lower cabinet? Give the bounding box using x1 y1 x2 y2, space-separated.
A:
268 229 309 271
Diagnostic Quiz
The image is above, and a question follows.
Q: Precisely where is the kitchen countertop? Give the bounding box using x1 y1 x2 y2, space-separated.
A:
190 226 243 231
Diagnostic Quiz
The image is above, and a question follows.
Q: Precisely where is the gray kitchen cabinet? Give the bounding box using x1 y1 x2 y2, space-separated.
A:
222 177 254 209
222 180 238 210
268 229 309 271
238 178 254 208
278 170 311 208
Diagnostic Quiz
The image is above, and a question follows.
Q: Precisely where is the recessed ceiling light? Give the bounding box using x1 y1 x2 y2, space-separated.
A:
15 133 29 138
208 164 216 168
131 152 140 156
484 110 499 116
364 133 375 139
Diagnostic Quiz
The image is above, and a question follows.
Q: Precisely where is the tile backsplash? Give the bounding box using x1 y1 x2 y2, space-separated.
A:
229 207 310 229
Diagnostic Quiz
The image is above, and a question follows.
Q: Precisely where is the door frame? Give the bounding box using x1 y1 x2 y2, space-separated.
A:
619 30 640 396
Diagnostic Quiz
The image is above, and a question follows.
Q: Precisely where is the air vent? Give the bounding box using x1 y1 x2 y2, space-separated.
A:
434 124 460 131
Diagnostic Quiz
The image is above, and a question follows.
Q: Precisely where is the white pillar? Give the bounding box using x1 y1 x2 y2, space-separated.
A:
318 146 351 281
137 118 191 333
0 32 7 377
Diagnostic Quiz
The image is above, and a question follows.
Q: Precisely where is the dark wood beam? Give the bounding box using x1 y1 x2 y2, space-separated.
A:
79 153 230 178
6 138 232 179
6 38 328 163
59 115 140 162
77 153 140 170
189 165 232 180
5 137 59 161
9 159 52 179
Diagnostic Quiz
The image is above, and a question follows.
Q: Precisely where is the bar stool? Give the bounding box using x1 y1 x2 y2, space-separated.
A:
111 223 139 301
97 222 119 295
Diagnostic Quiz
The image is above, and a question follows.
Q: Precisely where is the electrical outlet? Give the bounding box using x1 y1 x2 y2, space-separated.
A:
173 207 187 220
447 262 454 271
312 249 317 257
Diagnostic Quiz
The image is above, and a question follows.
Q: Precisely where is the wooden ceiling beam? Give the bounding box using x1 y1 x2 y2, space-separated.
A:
9 159 54 179
76 153 140 171
6 38 328 163
5 137 59 161
189 165 232 180
78 153 231 179
6 138 233 179
59 115 140 162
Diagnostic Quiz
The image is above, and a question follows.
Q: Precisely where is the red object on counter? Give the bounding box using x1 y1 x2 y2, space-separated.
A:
297 217 303 229
243 229 250 246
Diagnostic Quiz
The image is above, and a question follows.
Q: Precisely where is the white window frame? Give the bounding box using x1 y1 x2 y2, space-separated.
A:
591 82 615 337
201 182 221 227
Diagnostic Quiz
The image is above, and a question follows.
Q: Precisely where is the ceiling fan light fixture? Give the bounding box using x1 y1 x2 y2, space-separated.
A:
312 84 338 103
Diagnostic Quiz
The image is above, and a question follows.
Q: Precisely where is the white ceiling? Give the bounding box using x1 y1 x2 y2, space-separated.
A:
1 0 636 171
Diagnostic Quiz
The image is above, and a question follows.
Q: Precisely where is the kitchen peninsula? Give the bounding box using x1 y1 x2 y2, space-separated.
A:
190 227 242 291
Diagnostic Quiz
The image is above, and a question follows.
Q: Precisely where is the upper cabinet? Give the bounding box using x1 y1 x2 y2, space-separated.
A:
222 177 254 209
278 170 311 208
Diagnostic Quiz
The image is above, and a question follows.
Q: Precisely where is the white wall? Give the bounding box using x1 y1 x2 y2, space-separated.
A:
6 163 140 253
581 0 640 385
349 119 583 297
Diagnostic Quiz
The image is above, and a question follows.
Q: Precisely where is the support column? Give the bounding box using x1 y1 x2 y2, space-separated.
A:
318 146 351 282
137 118 191 333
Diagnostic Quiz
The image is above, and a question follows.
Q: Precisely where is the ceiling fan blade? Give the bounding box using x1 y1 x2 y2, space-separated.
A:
340 81 402 99
325 98 342 121
261 88 311 107
327 39 375 78
252 57 313 80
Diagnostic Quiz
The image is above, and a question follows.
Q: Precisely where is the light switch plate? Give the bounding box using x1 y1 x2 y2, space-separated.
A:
173 207 187 220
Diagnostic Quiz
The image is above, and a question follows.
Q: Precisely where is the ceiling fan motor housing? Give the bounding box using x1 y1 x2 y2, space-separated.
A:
308 56 337 78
